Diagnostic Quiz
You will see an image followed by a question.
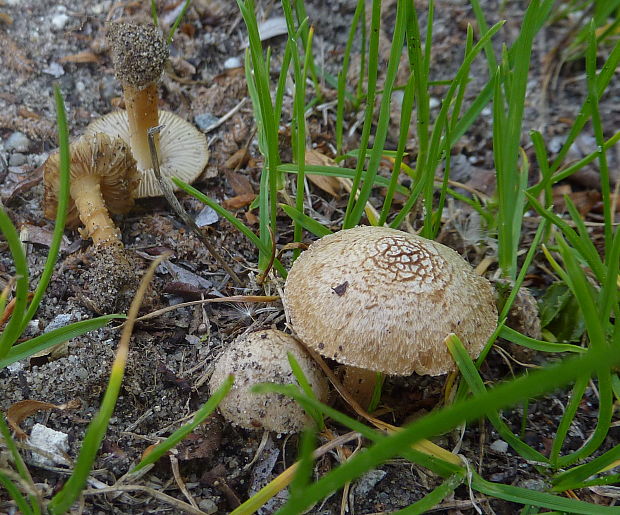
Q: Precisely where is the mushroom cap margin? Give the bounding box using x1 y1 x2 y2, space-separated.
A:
84 110 209 198
208 329 329 434
282 226 498 376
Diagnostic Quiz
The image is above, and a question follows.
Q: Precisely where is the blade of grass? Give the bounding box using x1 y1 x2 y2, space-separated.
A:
499 326 586 354
342 0 380 228
166 0 192 45
0 210 29 359
287 352 324 429
279 204 332 238
553 443 620 490
336 0 364 153
48 255 167 514
0 470 33 515
0 315 124 369
395 472 465 514
19 85 70 334
585 20 612 247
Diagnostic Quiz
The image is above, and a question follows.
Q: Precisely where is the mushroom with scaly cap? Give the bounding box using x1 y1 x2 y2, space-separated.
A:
85 22 209 198
282 225 498 406
209 329 329 434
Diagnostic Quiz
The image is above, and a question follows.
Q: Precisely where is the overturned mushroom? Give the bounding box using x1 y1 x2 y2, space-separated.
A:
282 226 498 406
209 329 329 434
43 132 139 246
43 133 144 314
85 22 209 198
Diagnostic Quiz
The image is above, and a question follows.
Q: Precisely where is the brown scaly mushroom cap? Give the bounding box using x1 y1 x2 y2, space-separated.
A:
283 226 498 376
85 22 209 198
208 329 329 434
43 132 139 245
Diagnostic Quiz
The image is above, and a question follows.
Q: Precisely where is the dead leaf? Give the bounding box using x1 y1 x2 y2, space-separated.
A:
245 211 259 225
59 51 100 64
225 148 250 170
7 399 80 439
225 169 254 196
553 186 601 215
305 149 343 197
17 108 41 120
0 12 13 24
223 193 256 209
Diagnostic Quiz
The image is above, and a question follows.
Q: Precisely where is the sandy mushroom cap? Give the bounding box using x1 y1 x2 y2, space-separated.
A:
107 22 168 89
209 329 329 434
43 132 139 227
84 111 209 198
283 226 498 376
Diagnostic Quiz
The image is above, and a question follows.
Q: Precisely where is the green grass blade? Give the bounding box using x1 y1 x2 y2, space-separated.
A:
471 473 618 514
553 443 620 491
286 352 324 429
130 375 233 473
346 0 407 227
395 473 465 514
0 412 36 500
166 0 192 45
524 192 606 281
342 0 381 228
550 375 588 466
150 0 159 27
0 210 30 359
585 20 612 248
0 470 33 515
20 86 70 334
336 0 364 153
48 258 162 514
279 204 332 238
499 326 586 354
0 315 124 369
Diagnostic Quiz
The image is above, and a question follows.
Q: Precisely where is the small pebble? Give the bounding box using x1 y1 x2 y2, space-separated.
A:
429 97 440 109
5 131 30 152
224 56 242 69
51 13 70 30
44 313 75 333
9 153 27 166
42 62 65 78
195 205 219 227
490 439 509 454
29 424 70 466
198 499 218 514
354 469 387 496
194 112 219 132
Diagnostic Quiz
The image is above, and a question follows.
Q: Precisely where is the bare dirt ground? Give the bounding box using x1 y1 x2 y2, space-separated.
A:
1 0 619 513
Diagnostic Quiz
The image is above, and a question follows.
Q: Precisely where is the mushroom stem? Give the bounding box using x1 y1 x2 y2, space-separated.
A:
342 366 379 411
123 82 160 170
70 174 121 246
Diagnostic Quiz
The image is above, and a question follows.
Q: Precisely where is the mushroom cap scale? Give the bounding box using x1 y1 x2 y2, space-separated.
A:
84 110 209 198
43 132 139 227
208 329 329 434
283 226 498 376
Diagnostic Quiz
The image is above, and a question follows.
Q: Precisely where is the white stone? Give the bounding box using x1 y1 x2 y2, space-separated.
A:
5 131 30 152
490 439 509 454
224 56 242 69
42 62 65 78
51 13 69 30
29 423 70 466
